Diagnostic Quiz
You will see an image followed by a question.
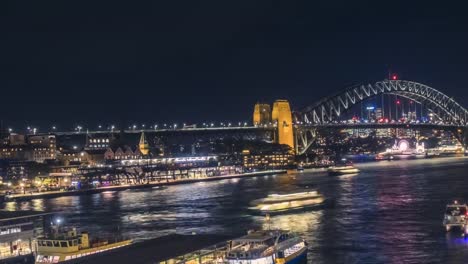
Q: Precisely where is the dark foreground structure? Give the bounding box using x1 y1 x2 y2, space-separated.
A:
61 234 233 264
0 211 53 264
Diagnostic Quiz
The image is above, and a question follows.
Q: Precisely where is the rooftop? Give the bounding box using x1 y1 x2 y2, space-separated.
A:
0 210 53 222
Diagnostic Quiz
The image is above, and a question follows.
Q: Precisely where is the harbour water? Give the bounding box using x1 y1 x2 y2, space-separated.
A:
3 157 468 263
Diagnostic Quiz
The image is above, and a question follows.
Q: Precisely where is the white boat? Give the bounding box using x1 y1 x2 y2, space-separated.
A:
327 165 360 175
250 191 326 214
443 200 468 234
225 230 307 264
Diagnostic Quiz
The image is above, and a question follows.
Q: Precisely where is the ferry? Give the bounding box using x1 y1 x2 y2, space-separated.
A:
35 224 132 263
327 163 359 175
226 230 307 264
250 191 326 214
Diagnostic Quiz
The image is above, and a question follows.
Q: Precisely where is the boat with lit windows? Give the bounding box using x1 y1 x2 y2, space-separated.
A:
327 161 360 175
225 230 307 264
35 224 132 263
443 200 468 234
250 191 326 214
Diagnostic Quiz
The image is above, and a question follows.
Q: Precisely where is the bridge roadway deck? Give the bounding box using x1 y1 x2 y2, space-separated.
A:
32 123 465 136
35 126 275 136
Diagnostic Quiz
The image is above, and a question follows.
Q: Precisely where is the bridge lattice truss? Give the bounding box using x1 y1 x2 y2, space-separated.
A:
295 80 468 154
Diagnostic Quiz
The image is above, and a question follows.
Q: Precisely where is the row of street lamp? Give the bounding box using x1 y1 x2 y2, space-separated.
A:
8 122 252 134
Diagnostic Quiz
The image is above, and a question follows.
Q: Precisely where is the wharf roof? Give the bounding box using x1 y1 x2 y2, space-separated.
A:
0 210 53 223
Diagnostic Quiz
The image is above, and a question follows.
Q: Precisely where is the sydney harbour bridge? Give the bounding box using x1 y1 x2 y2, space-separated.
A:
46 79 468 156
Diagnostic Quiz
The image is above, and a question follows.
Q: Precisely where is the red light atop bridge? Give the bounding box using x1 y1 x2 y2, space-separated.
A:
391 74 398 80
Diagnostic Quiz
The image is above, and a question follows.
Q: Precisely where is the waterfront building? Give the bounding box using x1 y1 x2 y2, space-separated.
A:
28 135 57 162
0 211 52 263
101 146 143 161
84 149 108 165
242 149 294 169
0 134 58 163
85 134 113 150
0 146 30 161
57 148 87 166
253 103 272 125
0 134 30 160
0 160 29 183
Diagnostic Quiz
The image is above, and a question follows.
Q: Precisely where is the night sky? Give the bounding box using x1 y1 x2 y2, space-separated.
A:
1 1 467 130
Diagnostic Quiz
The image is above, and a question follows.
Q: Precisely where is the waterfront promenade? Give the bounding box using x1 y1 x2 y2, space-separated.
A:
3 170 286 202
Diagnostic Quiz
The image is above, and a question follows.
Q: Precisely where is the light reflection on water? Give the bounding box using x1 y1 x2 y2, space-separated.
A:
2 157 468 263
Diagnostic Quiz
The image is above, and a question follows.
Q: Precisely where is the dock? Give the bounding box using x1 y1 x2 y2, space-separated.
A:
4 170 286 202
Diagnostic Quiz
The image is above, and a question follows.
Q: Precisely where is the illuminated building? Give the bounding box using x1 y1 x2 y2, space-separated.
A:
0 134 29 160
103 146 143 161
272 100 294 151
375 108 383 119
0 134 56 163
253 103 271 125
242 149 294 169
57 148 87 166
139 132 150 155
0 211 52 263
0 160 29 182
0 146 29 160
85 134 112 150
28 135 57 162
376 128 393 138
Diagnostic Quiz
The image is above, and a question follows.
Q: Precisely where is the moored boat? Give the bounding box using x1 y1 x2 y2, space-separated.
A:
35 223 132 263
225 230 307 264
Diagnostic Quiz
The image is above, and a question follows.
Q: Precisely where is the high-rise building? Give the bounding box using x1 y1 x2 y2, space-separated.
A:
375 108 383 119
253 103 271 125
272 100 294 151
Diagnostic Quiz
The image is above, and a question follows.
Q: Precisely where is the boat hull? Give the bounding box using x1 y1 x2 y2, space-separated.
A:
328 168 359 175
276 246 307 264
250 199 332 215
286 248 307 264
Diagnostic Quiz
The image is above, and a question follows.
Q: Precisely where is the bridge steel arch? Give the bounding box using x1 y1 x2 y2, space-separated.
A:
295 80 468 154
299 80 468 126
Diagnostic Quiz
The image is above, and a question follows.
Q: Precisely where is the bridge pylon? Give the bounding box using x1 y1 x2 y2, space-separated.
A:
272 100 295 153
